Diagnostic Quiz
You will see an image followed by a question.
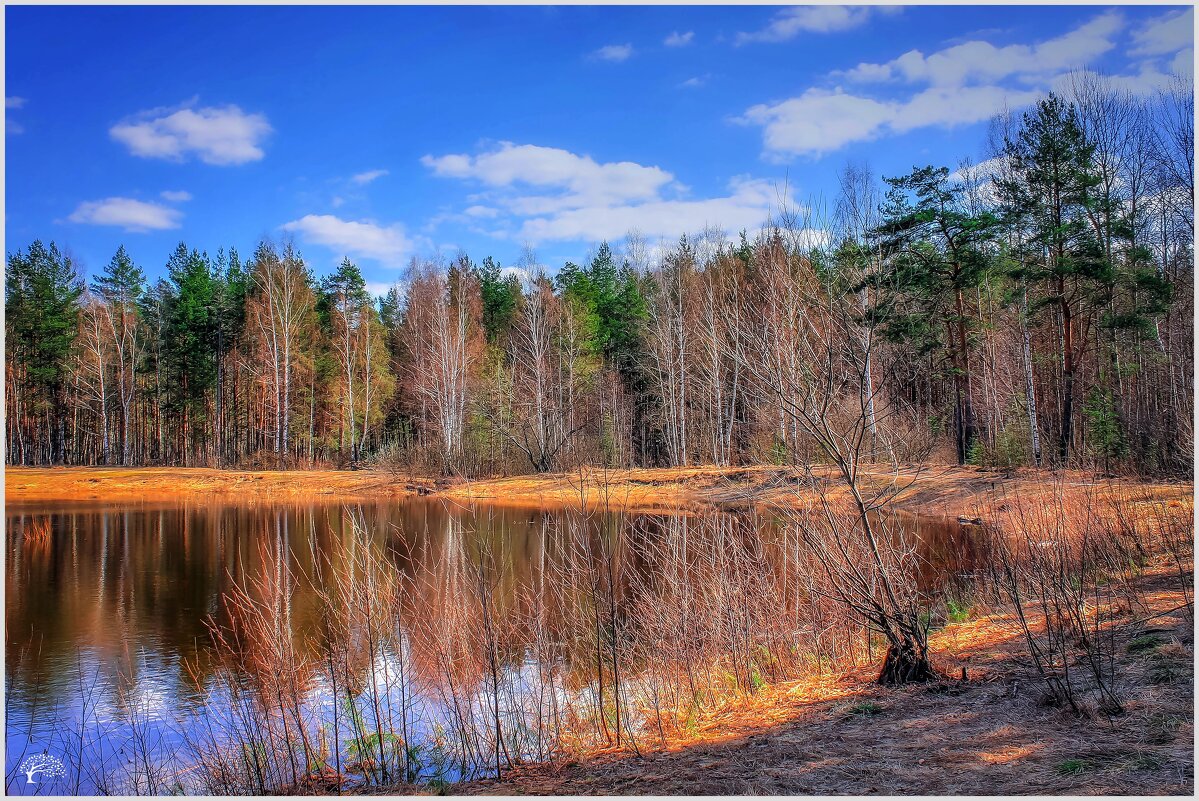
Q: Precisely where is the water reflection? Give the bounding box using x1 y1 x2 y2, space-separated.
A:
5 499 979 794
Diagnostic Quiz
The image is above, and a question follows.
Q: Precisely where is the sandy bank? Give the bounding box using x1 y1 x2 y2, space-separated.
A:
5 464 1190 519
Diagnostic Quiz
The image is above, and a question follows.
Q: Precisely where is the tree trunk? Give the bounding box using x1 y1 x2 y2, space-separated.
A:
877 638 938 685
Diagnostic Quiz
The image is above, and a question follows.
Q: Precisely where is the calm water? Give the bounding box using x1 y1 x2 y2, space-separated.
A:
5 497 979 795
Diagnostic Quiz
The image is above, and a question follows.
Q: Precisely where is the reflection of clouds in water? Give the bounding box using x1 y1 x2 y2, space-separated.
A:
6 500 977 794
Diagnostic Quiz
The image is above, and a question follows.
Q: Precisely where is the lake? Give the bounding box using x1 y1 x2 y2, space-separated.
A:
5 497 980 794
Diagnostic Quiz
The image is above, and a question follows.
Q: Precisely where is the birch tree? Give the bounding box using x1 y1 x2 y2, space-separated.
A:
93 246 144 465
248 242 316 466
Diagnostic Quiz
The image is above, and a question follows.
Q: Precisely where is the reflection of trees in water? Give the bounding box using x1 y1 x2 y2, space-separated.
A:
6 500 981 791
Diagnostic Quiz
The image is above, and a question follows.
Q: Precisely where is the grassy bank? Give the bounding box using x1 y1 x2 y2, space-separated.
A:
450 561 1194 795
5 464 1191 519
6 464 1192 795
3 466 427 503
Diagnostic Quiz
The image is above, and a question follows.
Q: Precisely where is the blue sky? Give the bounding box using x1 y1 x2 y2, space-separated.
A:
5 4 1193 293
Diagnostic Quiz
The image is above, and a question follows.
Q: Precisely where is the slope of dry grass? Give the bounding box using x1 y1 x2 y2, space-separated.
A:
7 464 1188 519
3 466 431 504
454 564 1193 796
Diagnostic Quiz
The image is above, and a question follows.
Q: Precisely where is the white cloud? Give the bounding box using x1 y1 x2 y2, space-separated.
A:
352 169 389 185
736 6 896 45
7 96 26 134
1129 8 1193 57
741 84 1043 158
593 43 634 62
740 89 897 158
842 12 1124 86
950 155 1010 181
891 84 1041 132
515 177 788 243
160 190 192 203
422 142 675 212
365 280 400 298
425 142 794 245
1052 64 1185 98
664 31 694 47
743 12 1147 159
281 214 414 266
500 265 535 287
1172 48 1195 77
68 197 182 232
110 101 271 165
680 75 709 89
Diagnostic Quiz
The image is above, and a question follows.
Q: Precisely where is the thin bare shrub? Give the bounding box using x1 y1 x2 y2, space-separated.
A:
983 482 1133 715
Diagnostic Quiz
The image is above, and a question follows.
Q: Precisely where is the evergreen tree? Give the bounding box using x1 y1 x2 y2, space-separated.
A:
872 165 1000 463
92 245 145 305
5 240 83 463
998 94 1112 463
164 242 218 460
477 256 520 344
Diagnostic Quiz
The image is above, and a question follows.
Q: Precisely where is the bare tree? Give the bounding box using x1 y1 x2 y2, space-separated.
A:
730 218 935 683
248 242 315 467
645 237 697 466
76 294 112 463
403 258 482 473
487 250 587 472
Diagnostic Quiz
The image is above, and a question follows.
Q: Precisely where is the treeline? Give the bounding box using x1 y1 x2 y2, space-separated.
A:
5 79 1193 476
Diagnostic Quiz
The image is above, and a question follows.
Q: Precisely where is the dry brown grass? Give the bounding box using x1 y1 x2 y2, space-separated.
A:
456 562 1193 796
440 464 1192 519
3 466 428 504
7 464 1189 520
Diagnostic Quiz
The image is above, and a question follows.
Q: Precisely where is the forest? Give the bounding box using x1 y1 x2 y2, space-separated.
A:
6 77 1194 478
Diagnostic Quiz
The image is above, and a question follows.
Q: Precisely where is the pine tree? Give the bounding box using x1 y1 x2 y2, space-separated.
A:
6 241 84 463
998 94 1112 463
872 165 999 464
164 242 218 462
477 255 520 345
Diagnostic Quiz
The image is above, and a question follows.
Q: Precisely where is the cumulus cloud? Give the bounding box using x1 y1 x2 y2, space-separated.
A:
68 197 182 232
352 169 389 185
736 6 897 45
741 90 896 158
741 12 1158 159
422 142 675 212
742 84 1045 158
841 12 1124 86
424 142 793 245
1129 8 1193 57
1052 64 1186 99
281 214 414 266
592 43 633 62
515 177 788 243
110 101 272 165
664 31 694 47
160 190 192 202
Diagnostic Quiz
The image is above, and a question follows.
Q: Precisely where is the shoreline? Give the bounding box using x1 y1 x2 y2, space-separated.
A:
5 464 1193 796
6 463 1193 517
453 561 1193 796
5 464 1190 519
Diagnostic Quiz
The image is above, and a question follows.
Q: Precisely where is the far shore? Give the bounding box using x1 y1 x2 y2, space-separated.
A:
4 464 1191 519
